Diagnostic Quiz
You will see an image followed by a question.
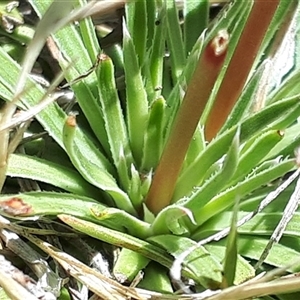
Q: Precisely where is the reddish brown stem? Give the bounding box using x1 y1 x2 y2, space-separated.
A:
145 30 229 214
204 0 280 141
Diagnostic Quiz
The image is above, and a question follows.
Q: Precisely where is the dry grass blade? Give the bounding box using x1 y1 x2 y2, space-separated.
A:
0 94 27 191
0 215 63 298
0 66 72 133
19 232 146 300
256 167 300 268
207 269 300 300
75 0 126 21
0 254 50 300
0 264 39 300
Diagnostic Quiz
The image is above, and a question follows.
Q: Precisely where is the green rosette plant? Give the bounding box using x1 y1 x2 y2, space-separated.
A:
0 0 300 299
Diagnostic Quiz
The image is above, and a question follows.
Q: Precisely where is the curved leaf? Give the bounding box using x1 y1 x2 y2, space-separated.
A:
149 234 223 289
63 115 137 215
7 153 99 198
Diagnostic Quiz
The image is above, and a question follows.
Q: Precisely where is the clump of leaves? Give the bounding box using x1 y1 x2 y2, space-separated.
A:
0 0 300 299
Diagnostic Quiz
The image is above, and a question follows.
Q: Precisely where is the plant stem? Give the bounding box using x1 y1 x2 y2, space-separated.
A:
145 30 229 214
205 0 280 141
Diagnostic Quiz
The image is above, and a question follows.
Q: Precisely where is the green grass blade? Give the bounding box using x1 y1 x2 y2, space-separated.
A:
90 206 150 239
199 212 300 239
266 121 300 160
220 62 269 132
269 71 300 103
240 97 300 141
210 236 300 272
0 48 65 145
0 33 116 184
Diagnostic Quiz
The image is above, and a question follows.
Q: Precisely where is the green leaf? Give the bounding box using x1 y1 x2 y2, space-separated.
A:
230 130 283 184
77 0 100 60
174 125 237 201
97 54 134 190
148 4 166 99
113 248 149 283
192 158 296 227
90 206 150 239
228 236 300 271
240 96 300 141
204 244 255 285
0 191 146 234
6 153 99 198
141 96 166 171
266 121 300 160
0 191 102 221
220 61 271 132
199 212 300 240
137 262 173 293
125 0 147 65
150 205 196 235
223 195 240 287
123 21 149 165
175 127 240 205
165 0 185 83
271 71 300 103
0 47 117 197
183 0 208 55
57 214 201 282
29 0 111 154
62 115 136 215
149 234 223 289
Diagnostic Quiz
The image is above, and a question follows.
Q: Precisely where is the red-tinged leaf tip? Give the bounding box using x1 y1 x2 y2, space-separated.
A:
66 114 77 127
0 197 32 216
205 29 229 65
